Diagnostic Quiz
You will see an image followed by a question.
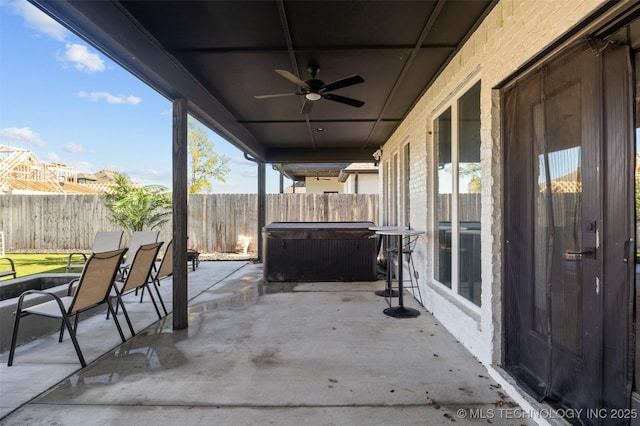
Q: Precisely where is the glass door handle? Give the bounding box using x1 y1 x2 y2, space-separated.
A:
566 248 596 260
623 238 634 263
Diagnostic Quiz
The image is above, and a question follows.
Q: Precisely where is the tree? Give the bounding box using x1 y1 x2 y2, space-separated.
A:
188 119 230 193
103 172 172 234
460 162 482 193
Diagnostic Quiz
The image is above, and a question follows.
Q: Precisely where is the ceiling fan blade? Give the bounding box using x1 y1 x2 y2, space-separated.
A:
275 69 309 89
254 93 299 99
300 99 314 115
321 74 364 92
323 93 365 108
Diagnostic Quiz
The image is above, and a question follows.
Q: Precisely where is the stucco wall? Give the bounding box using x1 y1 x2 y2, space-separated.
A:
343 173 378 194
304 177 342 193
379 0 606 366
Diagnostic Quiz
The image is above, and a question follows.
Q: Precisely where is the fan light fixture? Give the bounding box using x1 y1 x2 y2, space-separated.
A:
254 65 365 115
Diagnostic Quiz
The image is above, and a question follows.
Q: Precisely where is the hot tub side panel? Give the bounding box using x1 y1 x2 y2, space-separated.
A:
263 222 377 282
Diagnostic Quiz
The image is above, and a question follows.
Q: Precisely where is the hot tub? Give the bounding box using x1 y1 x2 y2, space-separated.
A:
262 221 377 282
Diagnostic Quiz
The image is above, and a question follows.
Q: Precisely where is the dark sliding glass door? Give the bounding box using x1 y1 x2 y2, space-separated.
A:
504 41 634 423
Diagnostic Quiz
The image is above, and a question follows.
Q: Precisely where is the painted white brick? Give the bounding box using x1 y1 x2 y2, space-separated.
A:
377 0 606 365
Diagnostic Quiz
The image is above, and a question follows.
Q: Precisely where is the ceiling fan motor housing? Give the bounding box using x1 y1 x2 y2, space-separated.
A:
307 79 324 91
306 78 324 100
254 65 365 113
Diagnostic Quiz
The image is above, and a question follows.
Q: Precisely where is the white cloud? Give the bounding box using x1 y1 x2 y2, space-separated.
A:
44 152 60 162
62 142 88 153
7 0 68 41
0 127 46 147
59 43 105 73
78 91 142 105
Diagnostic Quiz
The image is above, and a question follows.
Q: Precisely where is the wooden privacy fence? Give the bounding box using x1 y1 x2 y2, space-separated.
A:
437 193 481 222
0 193 378 253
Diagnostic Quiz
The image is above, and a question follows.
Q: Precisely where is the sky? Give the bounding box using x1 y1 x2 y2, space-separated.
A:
0 0 288 193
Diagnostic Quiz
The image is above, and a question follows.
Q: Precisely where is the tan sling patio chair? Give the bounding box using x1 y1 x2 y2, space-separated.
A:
118 231 160 280
140 239 173 316
153 240 173 287
66 231 124 272
111 241 164 336
0 257 16 279
8 248 128 367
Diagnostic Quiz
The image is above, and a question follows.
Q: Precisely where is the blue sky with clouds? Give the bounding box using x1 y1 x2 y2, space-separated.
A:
0 0 286 193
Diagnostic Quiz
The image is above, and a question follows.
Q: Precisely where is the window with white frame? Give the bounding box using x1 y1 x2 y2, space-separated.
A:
433 81 481 307
391 153 399 226
403 143 410 227
383 159 390 225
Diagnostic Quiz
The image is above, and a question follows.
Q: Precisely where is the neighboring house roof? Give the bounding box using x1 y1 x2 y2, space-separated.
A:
94 170 118 182
274 163 349 181
275 162 378 183
77 172 98 181
338 163 378 182
1 178 102 194
0 145 115 194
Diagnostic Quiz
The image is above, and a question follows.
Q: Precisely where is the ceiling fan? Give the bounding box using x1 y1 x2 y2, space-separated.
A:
254 65 365 114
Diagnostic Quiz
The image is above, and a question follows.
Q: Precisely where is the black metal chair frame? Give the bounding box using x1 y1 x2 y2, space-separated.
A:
0 257 17 279
111 242 165 337
142 239 172 315
8 248 128 368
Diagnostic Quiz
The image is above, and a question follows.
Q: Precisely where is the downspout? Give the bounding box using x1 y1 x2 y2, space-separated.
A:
245 153 265 261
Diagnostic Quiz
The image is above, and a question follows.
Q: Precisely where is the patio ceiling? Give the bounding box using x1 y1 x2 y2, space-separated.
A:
32 0 496 165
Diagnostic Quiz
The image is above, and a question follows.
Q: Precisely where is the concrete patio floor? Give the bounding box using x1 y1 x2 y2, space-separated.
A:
1 261 541 425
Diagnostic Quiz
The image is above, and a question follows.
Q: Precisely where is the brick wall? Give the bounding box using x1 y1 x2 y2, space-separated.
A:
379 0 606 364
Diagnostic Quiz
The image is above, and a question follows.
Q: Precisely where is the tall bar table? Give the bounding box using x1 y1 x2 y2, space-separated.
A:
369 226 407 298
375 228 425 318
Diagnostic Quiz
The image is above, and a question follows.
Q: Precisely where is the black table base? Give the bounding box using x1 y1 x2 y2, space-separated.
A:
383 306 421 318
372 227 424 320
375 289 399 297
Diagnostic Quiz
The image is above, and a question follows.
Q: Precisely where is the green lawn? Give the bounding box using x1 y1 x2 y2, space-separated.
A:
0 253 82 280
